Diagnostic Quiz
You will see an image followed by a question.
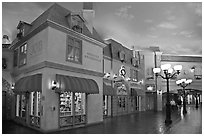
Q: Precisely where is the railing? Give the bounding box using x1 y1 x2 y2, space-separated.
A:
30 115 40 128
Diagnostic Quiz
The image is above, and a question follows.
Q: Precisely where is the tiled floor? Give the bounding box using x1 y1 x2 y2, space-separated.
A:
2 105 202 134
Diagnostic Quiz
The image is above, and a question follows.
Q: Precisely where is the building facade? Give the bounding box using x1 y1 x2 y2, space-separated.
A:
8 3 106 132
103 39 146 118
160 55 202 108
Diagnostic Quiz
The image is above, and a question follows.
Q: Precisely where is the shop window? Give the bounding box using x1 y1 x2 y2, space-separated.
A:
15 94 26 118
103 95 108 116
13 49 19 67
30 92 41 127
66 36 82 64
30 92 41 116
19 43 27 67
59 92 86 127
71 15 83 33
135 96 139 111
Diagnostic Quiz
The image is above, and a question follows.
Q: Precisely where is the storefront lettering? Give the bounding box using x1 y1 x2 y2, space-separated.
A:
84 52 101 62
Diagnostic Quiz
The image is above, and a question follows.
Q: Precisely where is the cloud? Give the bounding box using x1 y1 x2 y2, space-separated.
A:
172 31 193 38
144 19 153 23
157 22 177 29
167 16 176 21
115 5 135 20
186 2 202 16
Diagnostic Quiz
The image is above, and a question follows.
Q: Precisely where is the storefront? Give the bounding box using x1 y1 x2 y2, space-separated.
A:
14 74 42 128
55 74 99 128
112 80 129 116
103 79 115 118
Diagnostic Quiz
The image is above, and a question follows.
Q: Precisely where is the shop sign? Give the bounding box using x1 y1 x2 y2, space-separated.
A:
84 52 101 62
119 65 126 78
115 82 127 95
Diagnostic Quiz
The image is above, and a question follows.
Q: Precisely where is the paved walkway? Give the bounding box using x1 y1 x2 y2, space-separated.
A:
2 105 202 134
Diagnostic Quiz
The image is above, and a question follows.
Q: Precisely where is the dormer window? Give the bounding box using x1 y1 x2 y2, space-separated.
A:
16 21 31 39
71 15 83 33
119 51 125 62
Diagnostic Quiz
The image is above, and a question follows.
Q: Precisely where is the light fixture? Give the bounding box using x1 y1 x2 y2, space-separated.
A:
147 86 153 91
104 73 110 78
126 77 131 81
174 65 182 74
51 80 59 90
11 84 15 90
161 64 171 71
153 64 182 124
113 74 118 79
153 68 161 74
176 78 192 114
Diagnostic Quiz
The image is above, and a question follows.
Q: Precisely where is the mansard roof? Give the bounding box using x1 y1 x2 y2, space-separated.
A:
14 3 104 44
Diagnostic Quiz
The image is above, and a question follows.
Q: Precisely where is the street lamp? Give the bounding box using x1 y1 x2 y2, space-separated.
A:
153 64 182 124
176 79 192 114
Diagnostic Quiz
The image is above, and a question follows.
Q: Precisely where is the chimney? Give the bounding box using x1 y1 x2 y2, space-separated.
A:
82 2 95 34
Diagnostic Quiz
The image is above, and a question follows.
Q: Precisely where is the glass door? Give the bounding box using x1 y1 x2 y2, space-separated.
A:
59 92 86 127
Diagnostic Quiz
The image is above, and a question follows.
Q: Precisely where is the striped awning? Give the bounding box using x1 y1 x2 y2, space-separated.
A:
14 74 42 93
56 74 99 94
103 82 116 96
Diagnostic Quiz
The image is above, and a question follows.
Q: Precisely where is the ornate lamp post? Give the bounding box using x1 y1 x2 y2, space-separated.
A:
153 64 182 124
176 79 192 114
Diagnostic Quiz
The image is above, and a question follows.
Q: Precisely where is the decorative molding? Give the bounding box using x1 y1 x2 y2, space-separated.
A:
12 61 104 77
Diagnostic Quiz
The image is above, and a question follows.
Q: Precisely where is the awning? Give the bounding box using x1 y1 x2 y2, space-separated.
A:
14 74 42 93
56 74 99 94
103 82 116 96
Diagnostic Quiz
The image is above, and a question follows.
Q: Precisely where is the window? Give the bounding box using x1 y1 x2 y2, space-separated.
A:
59 92 86 127
19 43 27 66
30 92 41 117
194 67 202 80
131 69 138 81
71 15 83 33
14 49 18 67
66 36 82 63
16 94 26 118
146 67 154 80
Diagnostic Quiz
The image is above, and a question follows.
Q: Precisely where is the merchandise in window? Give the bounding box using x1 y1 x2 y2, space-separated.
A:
74 92 85 115
60 92 73 117
59 92 86 127
30 92 41 127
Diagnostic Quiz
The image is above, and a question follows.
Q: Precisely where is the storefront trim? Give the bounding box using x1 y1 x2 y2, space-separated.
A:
14 74 42 93
56 74 99 94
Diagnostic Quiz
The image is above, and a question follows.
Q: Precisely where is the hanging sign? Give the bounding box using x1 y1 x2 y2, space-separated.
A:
119 65 126 78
